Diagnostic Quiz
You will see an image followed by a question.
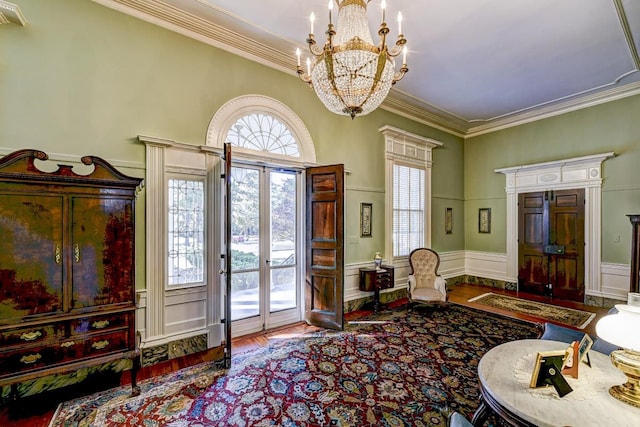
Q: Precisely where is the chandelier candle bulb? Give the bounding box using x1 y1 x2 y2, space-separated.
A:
381 0 386 22
296 48 301 66
306 57 311 76
328 0 333 25
397 11 402 35
310 12 315 35
403 45 407 65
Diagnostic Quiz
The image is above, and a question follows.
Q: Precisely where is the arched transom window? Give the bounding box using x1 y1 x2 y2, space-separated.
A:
207 95 316 165
227 113 300 157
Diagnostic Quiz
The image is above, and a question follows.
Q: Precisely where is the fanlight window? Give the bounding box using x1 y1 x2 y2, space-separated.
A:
226 114 300 157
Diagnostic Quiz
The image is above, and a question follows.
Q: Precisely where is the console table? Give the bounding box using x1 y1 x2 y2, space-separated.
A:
359 265 394 312
472 339 640 427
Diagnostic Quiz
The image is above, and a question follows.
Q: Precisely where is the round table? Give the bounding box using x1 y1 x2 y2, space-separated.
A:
472 339 640 427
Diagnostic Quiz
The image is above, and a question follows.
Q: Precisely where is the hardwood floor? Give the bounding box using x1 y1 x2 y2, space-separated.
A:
0 283 613 426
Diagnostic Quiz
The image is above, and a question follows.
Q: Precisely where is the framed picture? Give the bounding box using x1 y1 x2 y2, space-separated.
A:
360 203 372 237
445 207 453 234
479 208 491 233
529 349 573 397
578 334 594 365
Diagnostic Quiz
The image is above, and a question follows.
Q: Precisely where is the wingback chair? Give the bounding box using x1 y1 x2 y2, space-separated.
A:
407 248 447 308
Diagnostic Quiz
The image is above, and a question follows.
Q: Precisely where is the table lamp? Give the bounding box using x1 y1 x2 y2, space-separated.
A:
595 303 640 407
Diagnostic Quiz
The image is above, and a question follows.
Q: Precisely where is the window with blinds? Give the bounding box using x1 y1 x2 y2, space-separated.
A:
393 164 425 257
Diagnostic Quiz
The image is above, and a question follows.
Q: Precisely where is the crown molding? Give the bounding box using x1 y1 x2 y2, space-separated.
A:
92 0 640 139
466 80 640 138
0 0 26 26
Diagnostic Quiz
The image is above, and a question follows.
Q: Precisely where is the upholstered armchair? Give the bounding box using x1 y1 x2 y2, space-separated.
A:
407 248 447 308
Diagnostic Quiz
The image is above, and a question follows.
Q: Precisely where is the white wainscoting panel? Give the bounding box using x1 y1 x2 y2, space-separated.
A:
598 263 631 300
464 251 510 282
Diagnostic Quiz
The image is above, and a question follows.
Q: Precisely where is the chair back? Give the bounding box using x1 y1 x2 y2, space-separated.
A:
409 248 441 289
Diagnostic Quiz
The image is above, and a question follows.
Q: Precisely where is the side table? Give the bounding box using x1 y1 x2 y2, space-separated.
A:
359 265 394 312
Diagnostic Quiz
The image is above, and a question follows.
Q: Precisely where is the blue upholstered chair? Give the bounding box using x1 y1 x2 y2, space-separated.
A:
448 412 473 427
539 307 619 355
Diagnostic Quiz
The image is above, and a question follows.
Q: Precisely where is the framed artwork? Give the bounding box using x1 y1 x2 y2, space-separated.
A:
445 207 453 234
360 203 372 237
479 208 491 233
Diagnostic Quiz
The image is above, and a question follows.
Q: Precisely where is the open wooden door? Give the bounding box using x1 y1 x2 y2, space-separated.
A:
305 164 344 330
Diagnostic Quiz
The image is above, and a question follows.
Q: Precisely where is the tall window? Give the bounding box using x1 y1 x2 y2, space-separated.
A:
393 164 425 257
168 178 205 286
381 125 442 260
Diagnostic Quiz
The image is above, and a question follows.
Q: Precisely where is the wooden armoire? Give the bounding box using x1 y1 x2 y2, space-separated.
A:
0 149 142 398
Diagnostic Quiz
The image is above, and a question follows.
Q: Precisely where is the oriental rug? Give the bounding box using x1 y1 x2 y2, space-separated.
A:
49 304 541 427
468 292 596 329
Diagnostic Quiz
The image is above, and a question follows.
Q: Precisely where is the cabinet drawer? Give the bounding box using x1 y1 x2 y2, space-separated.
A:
83 330 131 358
377 274 393 289
0 344 62 377
70 312 132 336
0 323 63 348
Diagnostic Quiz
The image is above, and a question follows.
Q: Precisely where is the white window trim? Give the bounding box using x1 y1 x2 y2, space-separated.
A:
380 125 443 262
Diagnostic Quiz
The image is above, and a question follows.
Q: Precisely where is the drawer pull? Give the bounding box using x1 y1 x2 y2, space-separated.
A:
60 341 75 348
92 340 109 350
20 353 42 365
55 244 61 264
92 320 110 329
74 243 80 263
20 330 42 341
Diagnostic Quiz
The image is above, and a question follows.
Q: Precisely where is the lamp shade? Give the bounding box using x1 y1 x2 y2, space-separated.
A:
595 304 640 352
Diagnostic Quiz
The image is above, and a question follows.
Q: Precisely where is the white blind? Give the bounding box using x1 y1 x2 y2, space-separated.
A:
393 164 425 257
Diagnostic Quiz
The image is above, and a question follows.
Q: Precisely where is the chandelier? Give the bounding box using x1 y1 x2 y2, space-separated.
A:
296 0 408 119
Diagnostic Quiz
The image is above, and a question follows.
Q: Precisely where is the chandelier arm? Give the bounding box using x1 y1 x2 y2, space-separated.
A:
391 65 409 84
388 37 407 57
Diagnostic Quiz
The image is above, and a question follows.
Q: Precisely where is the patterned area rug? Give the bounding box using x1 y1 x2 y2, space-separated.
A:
468 293 595 329
49 304 541 427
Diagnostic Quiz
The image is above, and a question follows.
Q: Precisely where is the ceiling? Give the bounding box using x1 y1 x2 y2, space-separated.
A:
94 0 640 137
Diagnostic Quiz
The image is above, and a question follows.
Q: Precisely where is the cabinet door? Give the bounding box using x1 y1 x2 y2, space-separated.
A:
71 197 135 309
0 194 64 322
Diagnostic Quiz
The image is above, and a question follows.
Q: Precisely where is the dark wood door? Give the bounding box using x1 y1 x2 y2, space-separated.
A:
518 189 585 301
518 192 547 295
305 164 344 330
548 189 585 301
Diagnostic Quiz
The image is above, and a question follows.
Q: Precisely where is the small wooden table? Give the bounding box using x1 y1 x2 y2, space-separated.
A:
359 265 394 312
472 339 640 427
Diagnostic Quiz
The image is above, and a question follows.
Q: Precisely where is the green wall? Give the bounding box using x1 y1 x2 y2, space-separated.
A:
465 94 640 263
1 0 466 279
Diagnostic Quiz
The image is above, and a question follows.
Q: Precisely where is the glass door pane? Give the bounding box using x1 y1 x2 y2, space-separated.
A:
269 170 297 313
230 167 260 321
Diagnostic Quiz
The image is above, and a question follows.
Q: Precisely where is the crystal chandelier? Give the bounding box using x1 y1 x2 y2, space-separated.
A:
296 0 408 119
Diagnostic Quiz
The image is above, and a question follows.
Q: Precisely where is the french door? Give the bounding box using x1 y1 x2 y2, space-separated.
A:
229 165 301 336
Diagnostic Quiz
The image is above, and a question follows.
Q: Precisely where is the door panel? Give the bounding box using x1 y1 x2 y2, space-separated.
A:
548 189 584 301
71 197 134 309
518 193 547 294
0 194 64 321
305 164 344 330
518 189 585 302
